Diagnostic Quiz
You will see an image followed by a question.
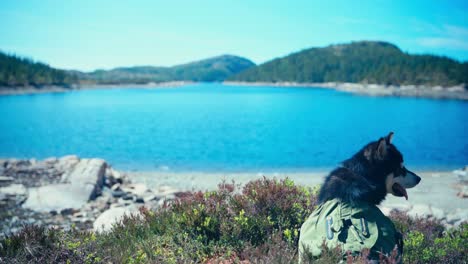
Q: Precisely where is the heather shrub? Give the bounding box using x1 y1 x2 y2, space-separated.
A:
0 178 467 263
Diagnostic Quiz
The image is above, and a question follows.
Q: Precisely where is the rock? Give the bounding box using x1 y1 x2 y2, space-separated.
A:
24 184 88 211
453 167 468 184
44 157 58 164
122 183 150 197
379 206 393 216
0 183 27 207
430 206 445 220
111 183 121 191
0 183 27 197
0 176 14 187
24 159 106 212
63 158 106 200
141 194 158 203
93 206 139 233
57 155 80 177
457 186 468 198
112 190 126 198
60 208 77 216
407 204 431 218
122 194 134 201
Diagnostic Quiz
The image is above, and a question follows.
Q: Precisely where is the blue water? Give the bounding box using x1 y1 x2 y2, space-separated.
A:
0 83 467 172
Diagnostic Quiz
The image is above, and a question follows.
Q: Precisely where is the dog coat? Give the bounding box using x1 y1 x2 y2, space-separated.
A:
298 198 402 262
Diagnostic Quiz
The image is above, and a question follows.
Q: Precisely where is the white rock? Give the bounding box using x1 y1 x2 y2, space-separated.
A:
111 169 122 180
0 176 14 183
23 158 107 212
430 206 445 220
122 183 150 197
379 206 392 216
0 184 27 197
57 155 80 175
457 186 468 198
24 184 91 211
63 158 106 200
44 157 58 164
407 204 431 218
93 206 140 233
156 185 179 196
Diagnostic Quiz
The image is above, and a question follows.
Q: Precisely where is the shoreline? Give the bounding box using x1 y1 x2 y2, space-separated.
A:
224 81 468 100
1 81 467 100
1 156 467 237
127 169 468 224
0 81 193 96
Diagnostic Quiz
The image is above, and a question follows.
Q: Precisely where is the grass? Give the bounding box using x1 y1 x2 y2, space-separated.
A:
0 177 467 263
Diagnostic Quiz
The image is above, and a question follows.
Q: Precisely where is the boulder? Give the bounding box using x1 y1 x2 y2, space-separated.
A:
23 158 107 212
407 204 431 218
457 186 468 198
65 158 106 200
93 206 140 233
57 155 80 177
0 176 14 187
0 184 27 206
122 183 150 197
44 157 58 164
430 206 445 220
23 184 91 211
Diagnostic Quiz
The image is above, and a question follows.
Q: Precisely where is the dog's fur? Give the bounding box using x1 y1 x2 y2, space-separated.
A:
318 132 421 205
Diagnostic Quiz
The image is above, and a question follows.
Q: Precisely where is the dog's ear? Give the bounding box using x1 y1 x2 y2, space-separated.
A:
376 137 387 159
385 132 394 144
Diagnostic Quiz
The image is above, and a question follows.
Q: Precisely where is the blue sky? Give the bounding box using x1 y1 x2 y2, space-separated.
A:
1 0 467 71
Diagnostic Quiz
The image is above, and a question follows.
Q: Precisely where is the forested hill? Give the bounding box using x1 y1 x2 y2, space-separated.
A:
0 52 78 88
85 55 255 84
0 53 255 89
228 41 468 87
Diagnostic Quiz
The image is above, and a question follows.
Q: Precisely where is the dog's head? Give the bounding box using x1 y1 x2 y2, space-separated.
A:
362 132 421 200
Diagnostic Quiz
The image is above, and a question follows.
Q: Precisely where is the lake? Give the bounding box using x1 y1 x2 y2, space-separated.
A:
0 83 466 172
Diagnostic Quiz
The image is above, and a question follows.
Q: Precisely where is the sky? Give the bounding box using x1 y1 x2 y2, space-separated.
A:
1 0 467 71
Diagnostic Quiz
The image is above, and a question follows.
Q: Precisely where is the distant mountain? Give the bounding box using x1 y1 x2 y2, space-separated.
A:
0 53 254 90
0 51 78 88
84 55 255 84
229 41 468 87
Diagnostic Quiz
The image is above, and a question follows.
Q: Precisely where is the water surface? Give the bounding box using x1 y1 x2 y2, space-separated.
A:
0 83 466 171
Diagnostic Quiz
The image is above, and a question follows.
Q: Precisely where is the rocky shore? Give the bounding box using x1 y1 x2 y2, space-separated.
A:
0 156 185 238
224 81 468 100
1 156 467 238
0 81 192 96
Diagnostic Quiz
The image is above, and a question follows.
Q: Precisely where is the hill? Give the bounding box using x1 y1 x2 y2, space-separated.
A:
85 55 255 84
228 41 468 87
0 51 78 88
0 53 254 90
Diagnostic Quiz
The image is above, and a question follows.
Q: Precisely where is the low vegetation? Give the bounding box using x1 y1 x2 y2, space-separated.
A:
0 178 466 263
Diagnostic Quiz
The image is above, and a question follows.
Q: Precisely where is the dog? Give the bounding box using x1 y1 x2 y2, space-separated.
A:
318 131 421 205
299 132 421 262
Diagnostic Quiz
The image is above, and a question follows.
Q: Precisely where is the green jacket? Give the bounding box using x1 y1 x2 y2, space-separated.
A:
298 199 401 262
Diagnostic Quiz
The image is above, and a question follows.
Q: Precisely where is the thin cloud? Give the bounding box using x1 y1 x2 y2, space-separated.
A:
417 24 468 50
418 37 468 50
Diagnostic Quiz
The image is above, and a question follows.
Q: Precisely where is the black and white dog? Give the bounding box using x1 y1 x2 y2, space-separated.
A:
319 132 421 206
